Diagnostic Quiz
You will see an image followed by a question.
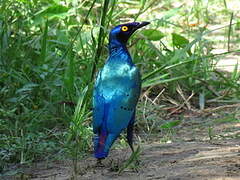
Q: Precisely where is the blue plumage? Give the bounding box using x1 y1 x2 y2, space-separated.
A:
93 22 150 159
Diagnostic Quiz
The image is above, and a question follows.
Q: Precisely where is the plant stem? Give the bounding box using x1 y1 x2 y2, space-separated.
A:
90 0 110 81
227 12 234 52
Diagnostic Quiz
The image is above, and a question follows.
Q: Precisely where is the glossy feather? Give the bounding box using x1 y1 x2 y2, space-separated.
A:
93 22 149 159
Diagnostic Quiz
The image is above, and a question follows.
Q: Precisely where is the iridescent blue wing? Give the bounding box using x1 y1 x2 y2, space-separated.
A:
93 66 141 158
102 66 141 154
92 71 105 134
106 67 141 133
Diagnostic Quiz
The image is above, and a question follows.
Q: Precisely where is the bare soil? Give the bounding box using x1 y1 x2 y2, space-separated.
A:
5 114 240 180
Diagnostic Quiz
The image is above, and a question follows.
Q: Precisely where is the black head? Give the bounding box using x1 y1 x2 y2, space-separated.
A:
109 21 150 46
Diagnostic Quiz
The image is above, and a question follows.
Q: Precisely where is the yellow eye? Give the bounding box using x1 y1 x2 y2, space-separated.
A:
121 26 128 32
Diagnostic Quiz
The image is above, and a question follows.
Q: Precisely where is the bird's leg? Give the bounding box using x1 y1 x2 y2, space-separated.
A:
128 139 134 153
127 121 135 153
127 120 141 166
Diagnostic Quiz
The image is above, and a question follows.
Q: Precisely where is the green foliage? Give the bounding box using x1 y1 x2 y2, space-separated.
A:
65 86 92 158
208 126 214 141
0 0 239 173
160 120 181 129
118 145 141 174
64 86 92 175
141 29 165 41
172 33 189 49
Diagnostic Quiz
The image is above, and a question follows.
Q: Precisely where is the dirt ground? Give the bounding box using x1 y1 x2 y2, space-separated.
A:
12 141 240 180
4 112 239 180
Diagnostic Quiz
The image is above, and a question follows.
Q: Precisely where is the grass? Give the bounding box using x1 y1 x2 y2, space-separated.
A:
0 0 240 175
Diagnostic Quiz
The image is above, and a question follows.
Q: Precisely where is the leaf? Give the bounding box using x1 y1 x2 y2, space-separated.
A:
142 59 195 82
37 5 69 18
33 5 69 24
142 74 191 88
141 29 165 41
162 8 180 20
172 33 189 48
160 120 181 129
64 51 75 99
16 83 39 94
40 20 48 65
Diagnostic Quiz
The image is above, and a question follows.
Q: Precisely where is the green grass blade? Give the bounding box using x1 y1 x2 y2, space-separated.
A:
118 145 141 175
142 74 192 88
91 0 110 81
63 51 75 100
40 19 48 65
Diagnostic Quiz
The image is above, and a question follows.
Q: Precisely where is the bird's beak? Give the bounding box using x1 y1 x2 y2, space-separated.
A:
136 21 150 29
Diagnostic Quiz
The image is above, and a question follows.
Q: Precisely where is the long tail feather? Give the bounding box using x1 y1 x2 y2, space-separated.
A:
94 104 109 159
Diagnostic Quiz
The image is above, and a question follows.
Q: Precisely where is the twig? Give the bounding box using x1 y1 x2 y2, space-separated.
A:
176 84 191 110
153 88 165 105
202 103 240 113
167 91 195 116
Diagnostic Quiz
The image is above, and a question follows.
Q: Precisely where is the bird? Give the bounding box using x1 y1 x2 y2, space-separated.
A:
92 21 150 163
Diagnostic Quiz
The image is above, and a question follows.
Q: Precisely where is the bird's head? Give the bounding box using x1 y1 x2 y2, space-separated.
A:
109 21 150 48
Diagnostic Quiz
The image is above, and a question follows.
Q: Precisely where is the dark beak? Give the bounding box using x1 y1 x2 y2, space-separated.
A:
136 21 150 29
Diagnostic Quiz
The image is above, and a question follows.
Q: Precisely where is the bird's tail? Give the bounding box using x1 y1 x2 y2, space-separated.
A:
93 131 108 159
93 103 109 159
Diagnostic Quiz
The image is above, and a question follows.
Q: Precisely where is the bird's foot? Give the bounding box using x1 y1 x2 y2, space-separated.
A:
95 158 104 167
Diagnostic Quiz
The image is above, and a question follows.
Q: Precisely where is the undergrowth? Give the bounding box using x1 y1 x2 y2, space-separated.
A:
0 0 239 174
